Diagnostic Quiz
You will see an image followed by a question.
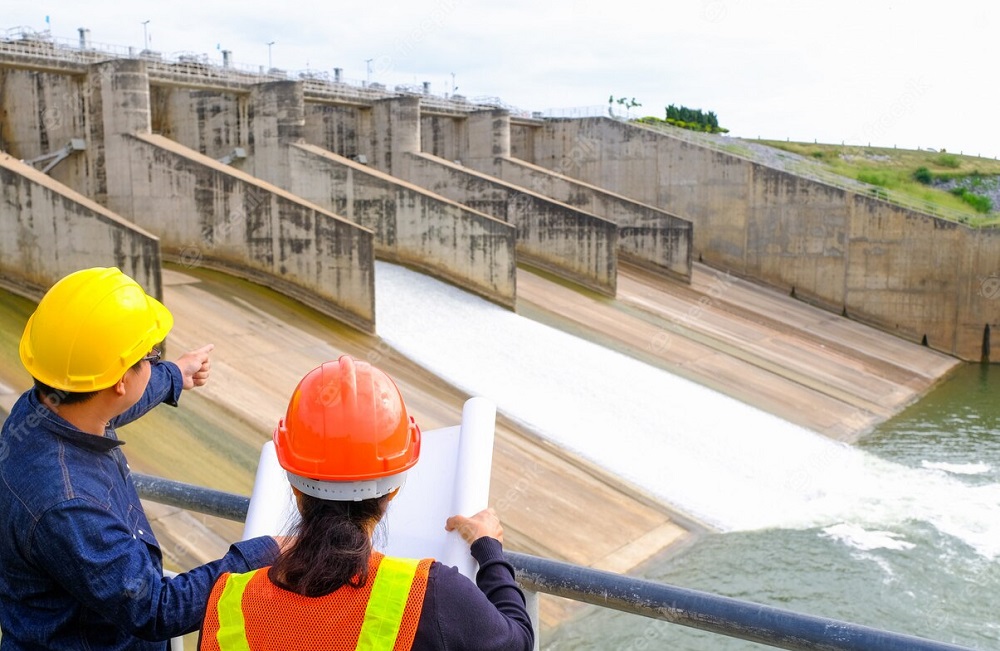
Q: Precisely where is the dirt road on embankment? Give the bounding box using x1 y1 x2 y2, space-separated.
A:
0 261 959 634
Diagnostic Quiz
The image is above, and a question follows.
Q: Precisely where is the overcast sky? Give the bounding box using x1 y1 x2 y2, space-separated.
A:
5 0 999 159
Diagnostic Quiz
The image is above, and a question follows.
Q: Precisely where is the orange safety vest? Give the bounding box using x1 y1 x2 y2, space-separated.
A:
201 554 432 651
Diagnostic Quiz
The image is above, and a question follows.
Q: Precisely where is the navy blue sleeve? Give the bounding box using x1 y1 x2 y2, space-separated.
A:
415 537 534 651
29 498 279 640
111 362 184 428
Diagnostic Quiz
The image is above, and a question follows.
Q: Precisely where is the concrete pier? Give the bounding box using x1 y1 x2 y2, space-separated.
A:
288 143 517 307
459 110 692 281
122 132 377 332
249 83 518 307
0 151 163 301
375 96 620 296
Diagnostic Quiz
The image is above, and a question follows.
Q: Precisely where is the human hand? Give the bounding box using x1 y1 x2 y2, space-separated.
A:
445 507 503 545
175 344 214 390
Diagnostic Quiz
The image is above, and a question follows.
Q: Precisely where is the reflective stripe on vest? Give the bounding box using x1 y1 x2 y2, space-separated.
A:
357 557 419 651
215 569 258 651
212 558 422 651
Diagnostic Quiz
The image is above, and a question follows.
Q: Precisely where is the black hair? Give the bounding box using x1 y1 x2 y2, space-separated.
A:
33 380 97 407
269 493 390 597
33 359 145 407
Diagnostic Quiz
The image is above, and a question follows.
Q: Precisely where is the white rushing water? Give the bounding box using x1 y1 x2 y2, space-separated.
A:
374 262 1000 559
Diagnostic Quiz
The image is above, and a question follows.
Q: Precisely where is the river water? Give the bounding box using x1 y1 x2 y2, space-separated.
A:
373 262 1000 650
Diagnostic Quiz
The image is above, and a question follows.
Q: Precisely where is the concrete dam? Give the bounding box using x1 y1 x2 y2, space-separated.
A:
1 30 999 363
0 31 976 643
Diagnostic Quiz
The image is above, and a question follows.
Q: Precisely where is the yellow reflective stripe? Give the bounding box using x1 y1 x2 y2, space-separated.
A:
356 557 419 651
215 570 258 651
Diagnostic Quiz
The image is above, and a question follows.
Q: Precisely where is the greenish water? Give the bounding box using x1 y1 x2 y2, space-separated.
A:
544 363 1000 650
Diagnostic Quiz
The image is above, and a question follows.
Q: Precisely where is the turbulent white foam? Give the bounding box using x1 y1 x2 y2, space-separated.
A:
821 523 915 552
920 460 992 475
374 262 1000 558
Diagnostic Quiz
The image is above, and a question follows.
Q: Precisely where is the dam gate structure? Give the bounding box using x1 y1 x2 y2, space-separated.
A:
0 29 997 357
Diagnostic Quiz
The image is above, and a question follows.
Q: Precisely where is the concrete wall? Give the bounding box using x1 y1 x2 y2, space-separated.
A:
421 113 466 163
149 85 248 162
119 132 377 333
375 97 618 295
248 85 517 306
0 67 91 192
303 103 369 161
0 151 163 301
288 143 516 307
246 81 303 190
7 54 994 358
86 60 376 332
961 228 1000 360
462 110 690 281
510 120 536 161
491 157 691 280
527 117 1000 360
405 152 618 295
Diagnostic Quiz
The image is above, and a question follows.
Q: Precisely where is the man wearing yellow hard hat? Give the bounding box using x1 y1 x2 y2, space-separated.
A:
0 267 280 650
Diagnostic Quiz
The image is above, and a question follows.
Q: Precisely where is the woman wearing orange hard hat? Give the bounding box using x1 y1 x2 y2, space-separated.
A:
0 267 281 650
199 355 533 651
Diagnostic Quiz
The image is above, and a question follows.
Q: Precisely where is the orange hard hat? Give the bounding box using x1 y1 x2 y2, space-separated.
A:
273 355 421 501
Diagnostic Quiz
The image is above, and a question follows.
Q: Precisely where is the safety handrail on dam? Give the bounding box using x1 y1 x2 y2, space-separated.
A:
133 473 974 651
0 28 516 115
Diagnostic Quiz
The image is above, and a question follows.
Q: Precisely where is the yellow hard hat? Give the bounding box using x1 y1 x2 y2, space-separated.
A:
19 267 173 392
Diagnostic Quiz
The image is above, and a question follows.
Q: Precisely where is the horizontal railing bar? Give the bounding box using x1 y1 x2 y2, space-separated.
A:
133 473 250 522
506 551 971 651
132 473 974 651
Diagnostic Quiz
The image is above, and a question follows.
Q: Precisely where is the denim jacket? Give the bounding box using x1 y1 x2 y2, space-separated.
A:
0 362 279 650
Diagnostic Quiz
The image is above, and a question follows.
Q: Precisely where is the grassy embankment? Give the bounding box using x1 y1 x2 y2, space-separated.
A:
758 140 1000 227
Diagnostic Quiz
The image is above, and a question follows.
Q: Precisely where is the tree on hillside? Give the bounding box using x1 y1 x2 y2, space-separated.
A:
659 104 727 134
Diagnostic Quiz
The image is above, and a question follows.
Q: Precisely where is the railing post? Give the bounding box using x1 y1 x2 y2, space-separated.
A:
521 588 541 651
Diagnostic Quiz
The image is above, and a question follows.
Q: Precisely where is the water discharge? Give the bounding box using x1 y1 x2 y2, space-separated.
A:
375 262 1000 560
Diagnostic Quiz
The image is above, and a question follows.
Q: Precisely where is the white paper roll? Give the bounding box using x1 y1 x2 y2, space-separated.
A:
241 398 498 580
241 440 298 540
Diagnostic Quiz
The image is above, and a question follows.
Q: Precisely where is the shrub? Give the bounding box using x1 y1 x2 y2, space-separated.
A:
913 167 933 184
934 153 961 169
858 171 890 187
961 192 993 213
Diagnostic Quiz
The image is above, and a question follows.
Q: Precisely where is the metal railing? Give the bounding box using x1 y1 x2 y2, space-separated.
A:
0 28 523 116
133 473 975 651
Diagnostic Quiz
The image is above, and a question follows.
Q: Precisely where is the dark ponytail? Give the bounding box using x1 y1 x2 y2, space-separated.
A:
269 493 390 597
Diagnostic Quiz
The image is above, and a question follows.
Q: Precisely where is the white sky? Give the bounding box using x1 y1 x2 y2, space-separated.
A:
5 0 999 159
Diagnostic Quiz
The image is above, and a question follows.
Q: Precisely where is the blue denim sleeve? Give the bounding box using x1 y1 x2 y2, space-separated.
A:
31 498 279 640
112 362 184 428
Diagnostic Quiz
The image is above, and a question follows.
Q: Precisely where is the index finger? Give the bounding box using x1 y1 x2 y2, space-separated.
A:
190 343 215 358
